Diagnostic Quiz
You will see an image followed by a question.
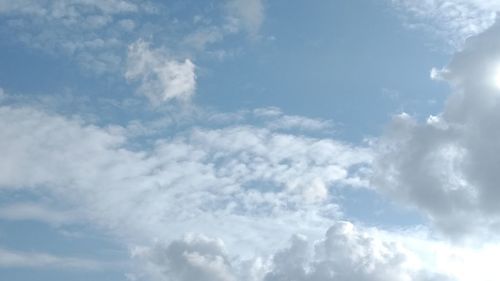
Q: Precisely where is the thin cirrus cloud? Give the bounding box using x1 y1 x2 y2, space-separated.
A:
0 247 112 270
0 0 153 73
0 203 76 226
390 0 499 49
0 0 266 75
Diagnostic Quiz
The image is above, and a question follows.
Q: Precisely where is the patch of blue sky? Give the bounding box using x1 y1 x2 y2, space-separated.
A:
197 0 451 142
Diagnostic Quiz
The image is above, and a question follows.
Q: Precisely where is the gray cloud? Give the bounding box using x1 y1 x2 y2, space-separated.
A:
372 18 500 237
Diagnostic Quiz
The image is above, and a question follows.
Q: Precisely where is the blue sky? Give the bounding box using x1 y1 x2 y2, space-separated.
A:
2 1 500 280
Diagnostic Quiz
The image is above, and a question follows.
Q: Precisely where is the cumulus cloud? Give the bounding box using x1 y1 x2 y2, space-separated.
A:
372 19 500 237
130 222 451 281
125 40 196 104
132 234 236 281
264 221 449 281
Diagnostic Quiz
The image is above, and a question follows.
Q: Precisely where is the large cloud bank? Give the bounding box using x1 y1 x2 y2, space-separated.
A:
373 19 500 237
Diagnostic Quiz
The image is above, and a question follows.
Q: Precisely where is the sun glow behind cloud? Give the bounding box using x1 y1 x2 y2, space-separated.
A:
491 65 500 90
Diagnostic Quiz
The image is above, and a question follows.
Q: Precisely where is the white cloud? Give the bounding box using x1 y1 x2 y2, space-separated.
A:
132 234 236 281
131 222 453 281
372 19 500 237
0 0 150 73
0 103 370 261
125 40 196 105
390 0 498 49
253 107 333 132
263 221 449 281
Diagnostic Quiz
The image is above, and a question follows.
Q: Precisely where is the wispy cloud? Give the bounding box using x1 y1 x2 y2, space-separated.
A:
225 0 265 37
0 203 77 226
390 0 498 49
0 0 154 73
0 247 114 270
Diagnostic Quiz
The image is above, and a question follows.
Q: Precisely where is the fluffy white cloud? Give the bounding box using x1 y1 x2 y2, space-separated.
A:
264 221 449 281
372 19 500 236
132 234 236 281
125 40 196 104
390 0 499 49
131 222 451 281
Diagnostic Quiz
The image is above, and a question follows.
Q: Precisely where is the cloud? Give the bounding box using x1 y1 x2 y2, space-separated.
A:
0 202 76 225
264 221 450 281
131 222 451 281
132 234 236 281
125 40 196 105
226 0 265 37
0 0 266 77
390 0 499 49
253 107 334 132
0 247 110 270
0 102 370 262
0 0 152 73
372 19 500 237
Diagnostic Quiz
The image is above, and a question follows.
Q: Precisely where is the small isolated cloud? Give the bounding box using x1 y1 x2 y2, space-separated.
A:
226 0 265 37
372 18 500 237
125 40 196 105
253 107 334 132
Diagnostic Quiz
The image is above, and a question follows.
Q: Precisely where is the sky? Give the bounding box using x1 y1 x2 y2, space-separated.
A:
2 0 500 280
